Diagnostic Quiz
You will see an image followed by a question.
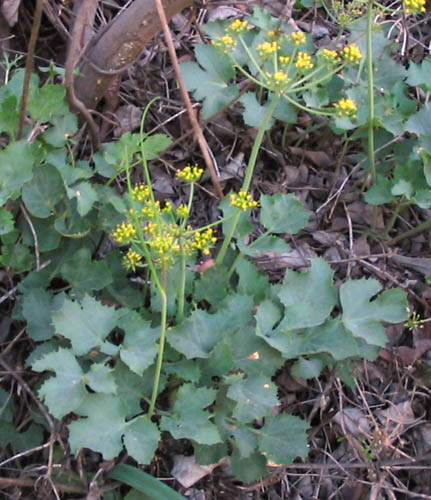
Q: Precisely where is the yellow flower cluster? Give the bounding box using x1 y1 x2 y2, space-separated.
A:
141 200 160 218
279 55 291 65
213 34 237 53
404 0 426 13
266 70 290 90
123 249 142 271
257 41 280 58
131 183 151 202
176 164 204 183
291 31 306 46
112 222 137 244
341 44 363 64
176 204 189 218
148 234 181 259
192 228 217 255
228 19 249 34
334 98 358 118
295 51 314 70
230 191 259 210
320 49 340 64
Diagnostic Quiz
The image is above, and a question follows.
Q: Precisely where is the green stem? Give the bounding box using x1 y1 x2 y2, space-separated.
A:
366 0 376 184
216 94 280 266
176 249 186 324
283 93 333 117
148 263 168 418
227 229 272 280
387 218 431 245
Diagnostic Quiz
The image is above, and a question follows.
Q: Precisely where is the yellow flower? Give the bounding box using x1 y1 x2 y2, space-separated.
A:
212 34 237 53
123 249 142 271
176 164 204 183
291 31 306 46
341 44 363 64
176 204 189 218
228 19 249 34
162 201 173 213
257 41 280 58
404 0 426 13
320 48 340 64
230 191 259 211
141 200 161 218
279 55 291 65
112 222 137 244
334 98 358 118
295 51 314 70
192 228 217 255
131 183 151 202
266 71 290 91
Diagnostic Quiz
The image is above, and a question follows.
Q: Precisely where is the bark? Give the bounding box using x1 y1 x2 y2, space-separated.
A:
74 0 194 109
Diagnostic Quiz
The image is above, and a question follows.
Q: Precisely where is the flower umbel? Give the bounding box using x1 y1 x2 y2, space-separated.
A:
177 165 204 183
295 51 314 70
192 228 217 255
123 249 142 271
131 183 151 202
334 98 358 118
212 34 237 53
230 191 259 210
112 222 137 244
291 31 306 46
404 0 426 13
342 44 363 64
228 19 249 34
257 41 280 58
320 49 340 65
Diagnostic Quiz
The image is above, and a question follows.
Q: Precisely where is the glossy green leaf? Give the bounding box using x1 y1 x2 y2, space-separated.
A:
22 164 64 218
239 93 274 129
27 84 68 121
0 208 14 235
85 364 117 394
0 140 35 205
22 288 55 341
43 113 78 147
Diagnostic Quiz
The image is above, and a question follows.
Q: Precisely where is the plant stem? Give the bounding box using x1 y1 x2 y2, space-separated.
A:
387 219 431 245
148 263 168 418
177 249 186 324
366 0 376 185
216 94 280 266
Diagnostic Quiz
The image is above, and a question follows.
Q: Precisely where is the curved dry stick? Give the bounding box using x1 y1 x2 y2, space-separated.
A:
74 0 194 109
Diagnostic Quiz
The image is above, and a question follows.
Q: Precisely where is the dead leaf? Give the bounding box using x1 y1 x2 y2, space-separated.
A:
171 455 222 488
1 0 20 27
113 105 141 137
333 407 371 435
289 146 332 167
377 401 415 431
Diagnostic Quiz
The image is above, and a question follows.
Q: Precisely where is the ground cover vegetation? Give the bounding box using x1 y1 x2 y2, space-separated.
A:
1 0 431 498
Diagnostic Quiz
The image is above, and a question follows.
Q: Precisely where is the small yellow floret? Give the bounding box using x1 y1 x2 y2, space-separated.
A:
230 191 259 211
342 44 363 64
257 41 280 58
279 55 291 65
112 222 137 244
213 34 237 53
141 200 161 218
176 204 189 218
123 249 142 271
334 98 358 118
404 0 426 13
177 164 204 183
291 31 306 46
131 183 151 202
228 19 249 34
320 49 340 64
192 228 217 255
295 51 314 70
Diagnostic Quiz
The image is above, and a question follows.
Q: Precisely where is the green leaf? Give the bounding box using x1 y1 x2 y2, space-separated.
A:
227 374 279 422
230 448 268 483
22 288 55 341
160 384 221 445
112 362 146 417
291 357 323 379
237 234 291 257
0 422 43 454
198 340 234 386
119 310 159 375
194 442 228 465
27 84 68 121
0 94 19 136
60 248 113 294
249 7 280 30
32 348 86 418
239 93 274 129
108 464 187 500
69 394 160 462
419 148 431 188
257 414 309 464
43 113 78 147
181 44 239 118
52 295 119 356
22 164 64 218
142 134 173 160
0 140 35 205
163 360 201 383
47 149 92 186
340 279 407 346
0 209 14 235
365 175 394 205
236 258 269 302
273 97 297 124
231 426 258 458
260 193 310 234
67 181 98 216
85 364 117 394
277 258 337 329
406 59 431 91
405 104 431 138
